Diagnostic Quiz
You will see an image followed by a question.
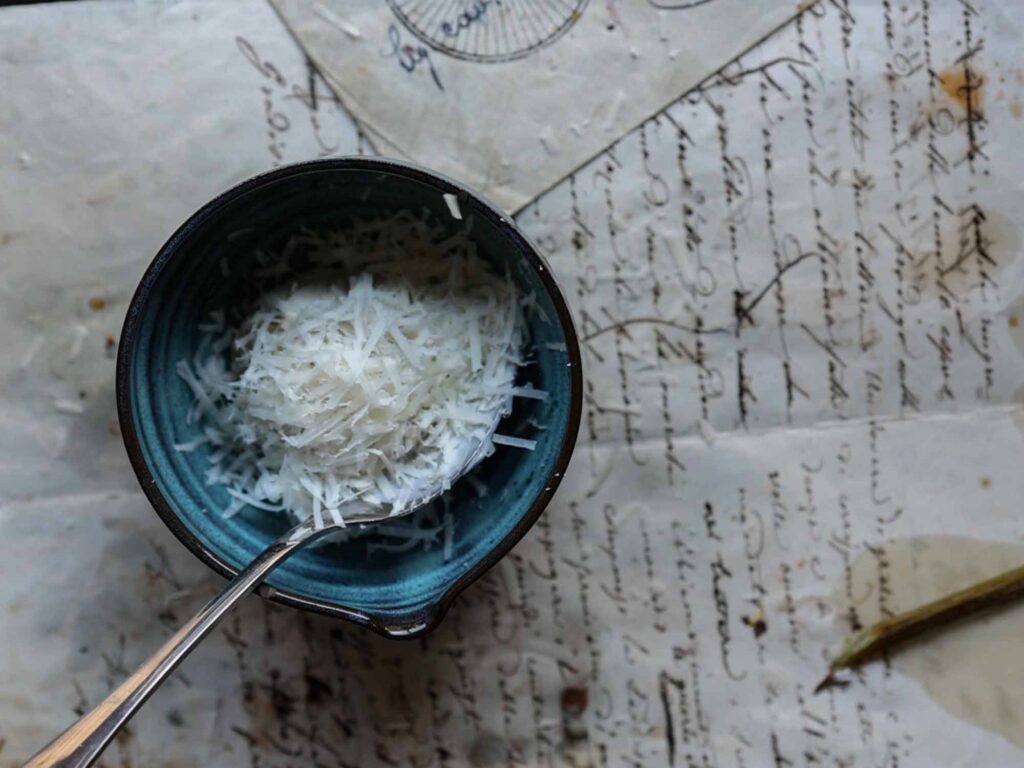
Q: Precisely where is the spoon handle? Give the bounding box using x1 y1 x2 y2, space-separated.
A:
25 518 320 768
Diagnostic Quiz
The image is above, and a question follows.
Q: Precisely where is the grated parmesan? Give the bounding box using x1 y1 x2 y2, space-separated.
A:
178 215 533 537
491 434 537 451
442 193 463 220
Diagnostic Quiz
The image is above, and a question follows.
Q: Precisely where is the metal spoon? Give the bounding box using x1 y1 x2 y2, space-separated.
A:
25 429 498 767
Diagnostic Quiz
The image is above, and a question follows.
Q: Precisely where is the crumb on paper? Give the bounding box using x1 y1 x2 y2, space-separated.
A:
17 151 32 168
603 91 626 133
313 3 361 39
54 399 85 415
88 296 106 311
69 323 89 361
538 126 560 156
442 193 462 220
980 476 992 489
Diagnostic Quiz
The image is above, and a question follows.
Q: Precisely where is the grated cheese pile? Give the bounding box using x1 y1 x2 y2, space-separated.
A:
177 214 527 532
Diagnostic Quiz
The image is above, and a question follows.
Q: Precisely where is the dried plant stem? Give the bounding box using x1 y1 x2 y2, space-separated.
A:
816 562 1024 693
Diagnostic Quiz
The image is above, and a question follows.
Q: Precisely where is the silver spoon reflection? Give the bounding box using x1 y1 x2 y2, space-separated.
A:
25 422 499 768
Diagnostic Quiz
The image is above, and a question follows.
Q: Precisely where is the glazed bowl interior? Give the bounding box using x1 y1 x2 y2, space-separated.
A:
117 159 581 637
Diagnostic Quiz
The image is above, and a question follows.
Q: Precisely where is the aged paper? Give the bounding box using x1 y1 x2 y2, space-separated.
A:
269 0 800 212
4 0 1024 766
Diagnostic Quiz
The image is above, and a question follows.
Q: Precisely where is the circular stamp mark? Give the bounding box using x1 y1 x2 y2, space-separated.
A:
386 0 590 64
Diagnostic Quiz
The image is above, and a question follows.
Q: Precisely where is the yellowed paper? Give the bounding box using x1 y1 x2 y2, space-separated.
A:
3 1 1024 765
270 0 800 211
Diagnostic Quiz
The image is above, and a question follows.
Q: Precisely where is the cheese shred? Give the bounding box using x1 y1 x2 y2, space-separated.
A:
178 215 530 537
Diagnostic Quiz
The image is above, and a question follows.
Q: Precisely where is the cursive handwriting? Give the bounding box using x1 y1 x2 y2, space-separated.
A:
236 36 344 162
381 24 444 92
440 0 493 39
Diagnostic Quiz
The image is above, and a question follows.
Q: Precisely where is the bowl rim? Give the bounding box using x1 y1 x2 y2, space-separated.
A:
115 156 583 639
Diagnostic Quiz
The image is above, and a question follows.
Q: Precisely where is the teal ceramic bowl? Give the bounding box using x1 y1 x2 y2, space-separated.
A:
117 158 581 638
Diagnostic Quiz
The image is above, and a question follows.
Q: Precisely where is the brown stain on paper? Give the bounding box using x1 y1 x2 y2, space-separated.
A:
840 536 1024 749
938 65 984 116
